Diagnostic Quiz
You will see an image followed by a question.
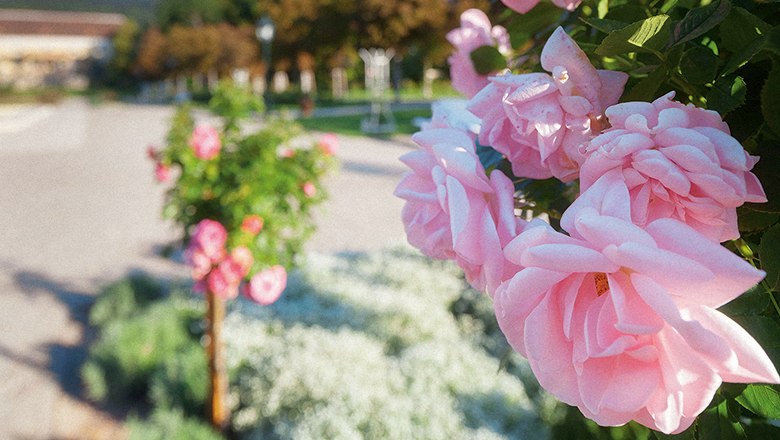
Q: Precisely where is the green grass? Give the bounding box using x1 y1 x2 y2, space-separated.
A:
298 108 431 137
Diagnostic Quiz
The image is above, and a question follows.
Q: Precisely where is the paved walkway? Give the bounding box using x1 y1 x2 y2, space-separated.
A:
0 98 412 439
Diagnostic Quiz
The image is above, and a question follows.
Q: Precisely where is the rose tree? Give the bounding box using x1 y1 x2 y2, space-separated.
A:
150 81 336 430
397 1 780 437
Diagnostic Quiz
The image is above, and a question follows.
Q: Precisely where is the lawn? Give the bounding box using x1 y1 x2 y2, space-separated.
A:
298 108 432 137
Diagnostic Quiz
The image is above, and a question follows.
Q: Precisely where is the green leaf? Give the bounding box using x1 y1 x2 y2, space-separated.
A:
597 0 609 19
506 2 562 47
678 45 719 84
596 15 672 57
736 384 780 418
470 46 506 75
706 75 746 115
719 7 771 55
760 224 780 290
762 65 780 137
719 285 769 316
764 26 780 57
624 65 668 102
580 17 628 34
670 0 732 47
738 206 779 233
699 398 747 440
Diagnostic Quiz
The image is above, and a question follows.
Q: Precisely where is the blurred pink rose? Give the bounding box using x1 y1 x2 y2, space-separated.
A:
317 133 339 156
501 0 581 14
154 162 171 183
190 124 221 160
191 219 227 262
302 182 317 198
244 265 287 305
240 215 264 235
186 248 212 281
469 27 628 181
230 246 254 276
446 9 511 98
580 92 767 242
494 170 779 434
394 127 525 295
279 147 296 158
207 266 239 300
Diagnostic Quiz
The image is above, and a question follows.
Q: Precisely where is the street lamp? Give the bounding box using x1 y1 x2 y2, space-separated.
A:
255 16 275 110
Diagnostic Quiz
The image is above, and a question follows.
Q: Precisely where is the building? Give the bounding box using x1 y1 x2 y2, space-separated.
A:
0 9 126 90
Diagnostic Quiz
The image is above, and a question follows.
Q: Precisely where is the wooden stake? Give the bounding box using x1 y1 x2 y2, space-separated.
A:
206 290 229 431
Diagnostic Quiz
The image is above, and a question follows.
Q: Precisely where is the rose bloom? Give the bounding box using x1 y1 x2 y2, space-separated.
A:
207 265 239 300
279 147 296 158
302 182 317 198
230 246 254 275
421 99 482 140
244 265 287 305
580 92 767 242
494 170 779 434
191 219 227 262
185 247 212 280
446 9 511 98
190 124 221 160
154 162 171 183
317 133 339 156
394 127 524 295
469 27 628 181
501 0 582 14
241 215 264 235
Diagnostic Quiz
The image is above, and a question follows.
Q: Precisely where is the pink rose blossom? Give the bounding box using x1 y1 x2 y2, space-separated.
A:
230 246 254 276
191 219 227 262
422 99 482 139
580 92 767 242
186 248 212 280
154 162 171 183
394 127 525 295
317 133 339 156
190 124 221 160
241 215 264 235
279 147 296 158
207 266 239 300
302 182 317 198
469 27 628 181
244 265 287 305
446 9 511 98
500 0 582 14
494 170 779 434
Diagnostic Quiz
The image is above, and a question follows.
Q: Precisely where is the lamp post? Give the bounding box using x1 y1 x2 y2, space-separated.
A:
255 16 275 111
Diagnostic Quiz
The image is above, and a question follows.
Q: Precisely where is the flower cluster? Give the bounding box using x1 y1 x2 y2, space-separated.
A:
150 82 337 306
397 10 779 435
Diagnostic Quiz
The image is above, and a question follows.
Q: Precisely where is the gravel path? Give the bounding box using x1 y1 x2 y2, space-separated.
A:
0 98 412 439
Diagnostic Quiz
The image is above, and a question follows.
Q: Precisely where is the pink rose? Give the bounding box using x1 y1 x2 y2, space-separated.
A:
500 0 582 14
446 9 511 98
185 248 212 281
580 92 767 242
468 27 628 181
302 182 317 198
154 162 171 183
229 246 254 276
191 219 227 262
279 147 296 158
494 170 779 434
190 124 221 160
317 133 339 156
421 99 481 139
244 265 287 305
240 215 264 235
207 266 239 300
394 127 525 295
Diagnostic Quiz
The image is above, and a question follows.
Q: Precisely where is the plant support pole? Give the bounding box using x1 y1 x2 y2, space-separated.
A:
206 290 229 431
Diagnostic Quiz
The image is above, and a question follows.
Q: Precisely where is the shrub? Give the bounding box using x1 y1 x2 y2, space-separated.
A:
127 409 223 440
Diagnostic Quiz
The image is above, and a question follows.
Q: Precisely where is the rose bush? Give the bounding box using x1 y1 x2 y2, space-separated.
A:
397 1 780 438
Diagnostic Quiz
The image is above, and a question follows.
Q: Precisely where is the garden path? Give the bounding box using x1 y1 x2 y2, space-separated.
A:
0 98 411 439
